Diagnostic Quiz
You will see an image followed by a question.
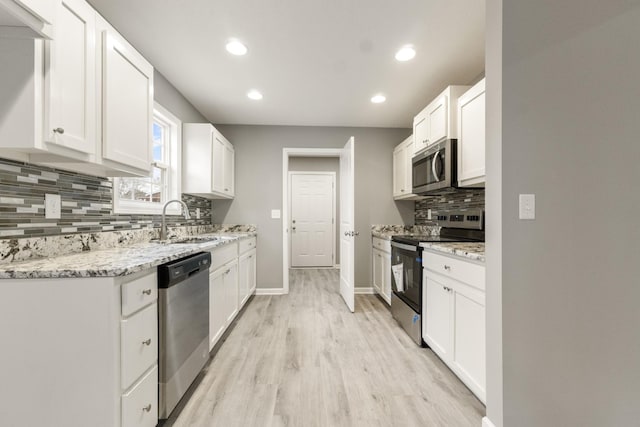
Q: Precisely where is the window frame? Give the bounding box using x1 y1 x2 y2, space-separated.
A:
113 102 182 215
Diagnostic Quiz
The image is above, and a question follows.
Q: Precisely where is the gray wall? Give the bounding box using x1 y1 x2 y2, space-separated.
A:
501 2 640 425
154 70 207 123
211 125 412 289
289 156 340 264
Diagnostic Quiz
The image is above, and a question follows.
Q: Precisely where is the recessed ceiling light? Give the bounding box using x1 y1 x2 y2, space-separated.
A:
371 94 386 104
395 45 416 62
226 39 248 56
247 90 263 100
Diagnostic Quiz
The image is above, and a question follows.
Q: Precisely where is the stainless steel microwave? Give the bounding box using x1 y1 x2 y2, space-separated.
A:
412 139 457 195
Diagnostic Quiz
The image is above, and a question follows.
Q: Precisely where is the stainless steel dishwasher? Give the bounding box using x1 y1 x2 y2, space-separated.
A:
157 251 211 419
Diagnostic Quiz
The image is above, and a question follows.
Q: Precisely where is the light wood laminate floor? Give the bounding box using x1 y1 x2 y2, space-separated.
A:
170 269 484 427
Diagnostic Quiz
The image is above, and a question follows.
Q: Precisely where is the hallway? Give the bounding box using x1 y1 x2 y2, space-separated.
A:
170 269 484 426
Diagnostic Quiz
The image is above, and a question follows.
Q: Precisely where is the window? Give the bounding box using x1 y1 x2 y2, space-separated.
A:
113 103 181 215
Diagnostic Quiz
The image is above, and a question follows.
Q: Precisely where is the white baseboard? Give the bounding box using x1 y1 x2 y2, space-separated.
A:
355 287 375 294
255 288 287 296
482 417 497 427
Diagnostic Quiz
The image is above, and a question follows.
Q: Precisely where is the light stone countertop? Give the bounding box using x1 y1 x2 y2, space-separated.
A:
420 242 485 263
0 232 256 279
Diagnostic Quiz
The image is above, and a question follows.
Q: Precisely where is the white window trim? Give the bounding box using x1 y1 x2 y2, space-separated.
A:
113 102 182 215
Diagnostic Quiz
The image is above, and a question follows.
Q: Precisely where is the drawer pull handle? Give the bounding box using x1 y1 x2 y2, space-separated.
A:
142 289 152 296
225 269 231 275
53 127 65 134
443 265 451 271
142 339 152 346
142 404 152 412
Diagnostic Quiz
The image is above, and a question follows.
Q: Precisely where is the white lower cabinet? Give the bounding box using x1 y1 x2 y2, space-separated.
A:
372 237 391 305
239 248 257 309
422 249 486 403
0 269 158 426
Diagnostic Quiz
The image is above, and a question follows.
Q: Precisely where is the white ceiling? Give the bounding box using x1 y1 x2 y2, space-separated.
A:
87 0 485 128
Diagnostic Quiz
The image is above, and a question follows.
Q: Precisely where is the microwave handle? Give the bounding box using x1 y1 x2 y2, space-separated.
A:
432 150 440 182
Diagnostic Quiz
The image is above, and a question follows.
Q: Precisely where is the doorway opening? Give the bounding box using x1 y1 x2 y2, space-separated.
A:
282 141 355 312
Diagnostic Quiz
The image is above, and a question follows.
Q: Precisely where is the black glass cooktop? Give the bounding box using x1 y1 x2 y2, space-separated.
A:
392 234 482 245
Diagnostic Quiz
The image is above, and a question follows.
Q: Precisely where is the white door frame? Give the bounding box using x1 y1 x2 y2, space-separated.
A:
288 171 337 269
282 148 342 294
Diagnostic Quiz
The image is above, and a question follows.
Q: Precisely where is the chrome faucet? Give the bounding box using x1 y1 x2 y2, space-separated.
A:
160 199 191 241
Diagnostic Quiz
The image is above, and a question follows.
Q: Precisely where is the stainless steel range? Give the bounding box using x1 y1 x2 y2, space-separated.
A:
390 210 485 345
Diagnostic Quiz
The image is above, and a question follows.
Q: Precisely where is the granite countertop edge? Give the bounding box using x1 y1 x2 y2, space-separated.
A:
0 232 257 280
371 231 485 262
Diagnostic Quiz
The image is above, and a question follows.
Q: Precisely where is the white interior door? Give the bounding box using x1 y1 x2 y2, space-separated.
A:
290 173 335 267
339 137 355 312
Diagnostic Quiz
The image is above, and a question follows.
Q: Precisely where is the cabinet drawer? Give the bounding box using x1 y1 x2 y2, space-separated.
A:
422 251 485 291
239 236 256 254
121 303 157 390
122 365 158 427
210 242 238 271
121 272 157 317
372 237 391 253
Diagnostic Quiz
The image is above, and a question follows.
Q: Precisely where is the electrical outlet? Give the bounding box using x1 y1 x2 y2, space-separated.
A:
519 194 535 220
45 194 61 219
196 208 201 219
271 209 281 219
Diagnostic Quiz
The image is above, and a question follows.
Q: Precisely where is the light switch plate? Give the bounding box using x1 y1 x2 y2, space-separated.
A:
519 194 535 220
271 209 281 219
45 193 61 219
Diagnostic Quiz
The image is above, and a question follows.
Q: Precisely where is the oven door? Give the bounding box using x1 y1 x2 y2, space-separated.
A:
391 241 422 313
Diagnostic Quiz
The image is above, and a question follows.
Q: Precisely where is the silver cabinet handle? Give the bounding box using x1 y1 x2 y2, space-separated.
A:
142 289 152 296
142 339 151 346
423 139 427 143
443 265 451 271
225 269 231 275
400 189 405 192
142 404 152 412
432 150 441 182
53 127 65 134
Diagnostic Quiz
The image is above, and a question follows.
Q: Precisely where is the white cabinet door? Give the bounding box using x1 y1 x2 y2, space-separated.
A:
457 78 486 187
247 249 256 295
452 286 486 402
209 267 225 350
427 95 448 146
238 252 250 309
392 144 405 197
44 0 96 155
211 133 225 194
402 136 414 193
413 109 429 153
381 250 391 304
223 142 234 196
100 21 153 173
372 247 382 295
423 273 453 361
223 260 239 325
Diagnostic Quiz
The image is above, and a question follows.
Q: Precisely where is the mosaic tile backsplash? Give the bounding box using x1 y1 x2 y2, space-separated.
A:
0 158 212 239
415 188 485 225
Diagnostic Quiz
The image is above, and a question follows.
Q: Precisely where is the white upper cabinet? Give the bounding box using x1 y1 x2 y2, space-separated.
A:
0 0 54 38
392 135 422 200
0 0 154 177
457 78 486 187
183 123 235 199
44 0 96 156
413 85 470 154
96 15 153 176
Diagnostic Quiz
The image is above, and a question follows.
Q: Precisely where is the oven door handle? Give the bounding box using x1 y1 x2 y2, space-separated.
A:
391 241 419 252
432 150 440 182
